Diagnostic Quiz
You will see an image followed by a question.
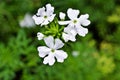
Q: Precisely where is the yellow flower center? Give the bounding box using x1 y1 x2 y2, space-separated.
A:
51 49 55 53
44 15 47 19
73 20 77 23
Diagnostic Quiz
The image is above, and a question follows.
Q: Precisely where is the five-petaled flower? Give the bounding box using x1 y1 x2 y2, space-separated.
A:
59 8 91 42
37 36 68 66
33 4 56 26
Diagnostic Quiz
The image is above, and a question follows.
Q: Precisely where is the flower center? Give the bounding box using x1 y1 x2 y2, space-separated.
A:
44 15 47 19
73 20 77 23
51 49 55 53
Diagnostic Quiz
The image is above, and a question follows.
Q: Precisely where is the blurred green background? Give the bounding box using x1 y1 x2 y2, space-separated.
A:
0 0 120 80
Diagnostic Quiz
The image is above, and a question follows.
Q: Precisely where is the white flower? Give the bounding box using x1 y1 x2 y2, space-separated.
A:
59 12 66 20
62 25 77 42
58 8 90 37
37 32 44 40
19 13 35 27
37 36 68 66
33 4 56 26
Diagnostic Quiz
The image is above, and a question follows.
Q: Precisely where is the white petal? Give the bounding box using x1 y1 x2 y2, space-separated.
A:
46 4 54 16
58 21 70 25
81 14 89 18
41 19 49 26
81 19 90 26
44 36 54 48
67 8 80 20
43 53 55 66
76 26 88 37
64 26 77 35
37 7 45 16
70 29 77 36
79 14 91 26
48 14 56 22
62 33 69 42
37 46 50 58
32 15 44 25
64 26 72 33
69 35 76 42
63 26 77 42
54 38 64 49
37 32 44 40
62 33 76 42
59 12 66 20
55 50 68 63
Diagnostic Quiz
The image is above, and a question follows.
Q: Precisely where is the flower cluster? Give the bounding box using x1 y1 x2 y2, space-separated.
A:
33 3 90 66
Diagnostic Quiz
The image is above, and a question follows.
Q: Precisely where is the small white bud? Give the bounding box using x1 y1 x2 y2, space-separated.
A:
37 32 44 40
59 12 66 20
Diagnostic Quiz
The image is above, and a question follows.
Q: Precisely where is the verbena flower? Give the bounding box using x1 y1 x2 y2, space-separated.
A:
19 13 35 27
37 36 68 66
37 32 44 40
62 26 77 42
33 4 56 26
59 8 90 37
